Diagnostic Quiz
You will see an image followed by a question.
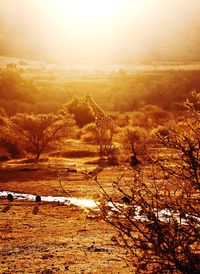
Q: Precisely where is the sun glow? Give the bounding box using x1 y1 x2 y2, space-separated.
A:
47 0 122 18
32 0 131 61
35 0 147 61
1 0 199 63
57 0 121 20
43 0 124 35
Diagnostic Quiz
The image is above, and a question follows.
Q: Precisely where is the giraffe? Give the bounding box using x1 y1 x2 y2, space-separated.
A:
85 94 114 154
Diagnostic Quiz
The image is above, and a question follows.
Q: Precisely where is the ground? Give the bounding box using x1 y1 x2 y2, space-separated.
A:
0 153 135 274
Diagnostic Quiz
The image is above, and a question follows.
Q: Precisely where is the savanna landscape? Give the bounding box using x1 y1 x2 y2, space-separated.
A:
0 1 200 273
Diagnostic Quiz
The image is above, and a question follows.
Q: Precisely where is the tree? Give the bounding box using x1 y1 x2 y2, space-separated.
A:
66 95 94 127
0 66 37 114
94 92 200 273
0 110 21 160
11 111 76 161
117 126 149 162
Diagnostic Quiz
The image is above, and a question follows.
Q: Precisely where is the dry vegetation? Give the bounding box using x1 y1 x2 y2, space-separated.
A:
0 62 200 273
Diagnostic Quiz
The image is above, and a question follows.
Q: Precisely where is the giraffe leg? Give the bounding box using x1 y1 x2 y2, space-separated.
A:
98 129 104 156
109 128 113 145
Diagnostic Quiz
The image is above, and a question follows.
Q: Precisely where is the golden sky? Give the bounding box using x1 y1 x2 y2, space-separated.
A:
0 0 200 63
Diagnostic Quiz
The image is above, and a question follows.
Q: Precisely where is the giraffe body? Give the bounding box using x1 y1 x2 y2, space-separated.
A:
85 95 114 154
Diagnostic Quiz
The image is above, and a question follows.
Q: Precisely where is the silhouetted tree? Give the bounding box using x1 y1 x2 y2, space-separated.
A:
94 92 200 273
66 95 94 127
11 111 76 161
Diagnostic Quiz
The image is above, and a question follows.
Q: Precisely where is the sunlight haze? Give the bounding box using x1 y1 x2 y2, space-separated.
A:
0 0 200 63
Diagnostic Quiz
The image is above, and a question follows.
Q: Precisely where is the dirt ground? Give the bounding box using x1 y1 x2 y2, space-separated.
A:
0 157 135 274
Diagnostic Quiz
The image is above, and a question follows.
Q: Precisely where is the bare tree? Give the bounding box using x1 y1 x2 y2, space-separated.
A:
94 92 200 273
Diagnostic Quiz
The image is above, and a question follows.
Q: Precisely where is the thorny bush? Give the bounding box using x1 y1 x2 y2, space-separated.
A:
94 92 200 273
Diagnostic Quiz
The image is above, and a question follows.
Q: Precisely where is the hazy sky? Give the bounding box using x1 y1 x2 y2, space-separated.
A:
0 0 200 63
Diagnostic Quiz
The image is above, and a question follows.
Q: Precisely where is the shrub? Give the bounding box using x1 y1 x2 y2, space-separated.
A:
151 125 170 139
117 126 150 161
115 114 130 127
95 93 200 273
10 111 76 161
0 147 11 161
80 123 98 143
66 95 94 127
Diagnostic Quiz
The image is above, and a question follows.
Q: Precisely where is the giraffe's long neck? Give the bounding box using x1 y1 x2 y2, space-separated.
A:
89 97 104 117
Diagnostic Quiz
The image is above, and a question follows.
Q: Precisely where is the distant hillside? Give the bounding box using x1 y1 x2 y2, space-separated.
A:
0 38 42 61
1 34 200 64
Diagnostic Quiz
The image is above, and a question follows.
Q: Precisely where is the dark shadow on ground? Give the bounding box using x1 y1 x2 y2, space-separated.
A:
32 205 40 215
1 204 12 213
0 169 60 182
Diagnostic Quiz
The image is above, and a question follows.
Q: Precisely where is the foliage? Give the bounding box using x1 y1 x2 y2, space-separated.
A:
0 67 37 114
95 93 200 273
1 65 200 115
66 95 94 127
151 125 169 139
10 111 76 161
142 105 171 126
80 122 98 143
0 113 21 159
115 114 131 128
117 126 150 161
